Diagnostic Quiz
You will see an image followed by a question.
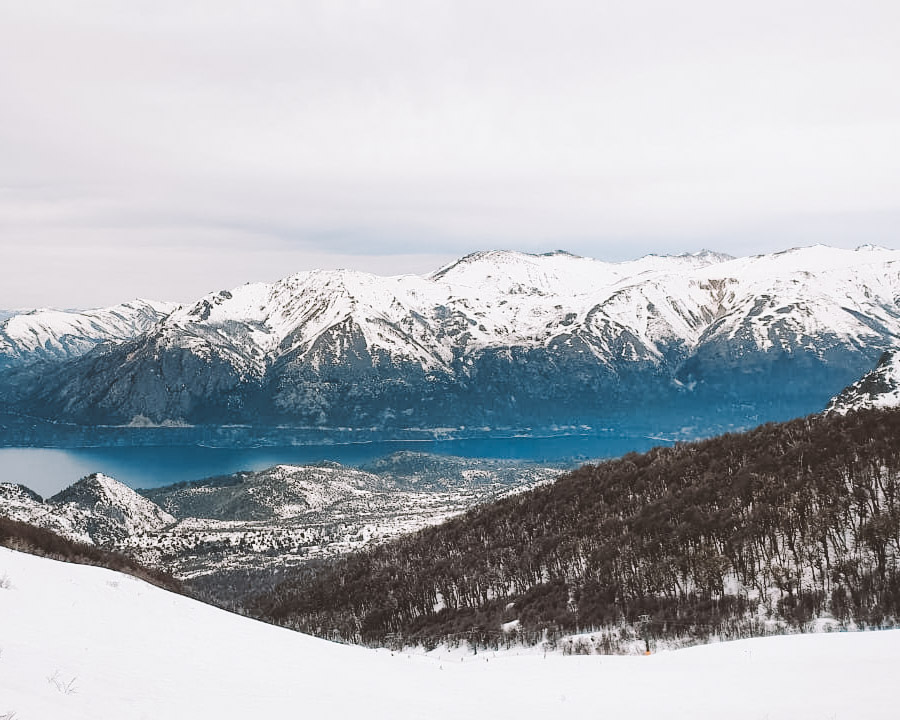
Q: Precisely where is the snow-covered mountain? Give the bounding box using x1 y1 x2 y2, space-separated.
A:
1 546 899 719
0 299 175 370
3 245 899 431
49 472 176 543
826 350 900 414
0 473 174 545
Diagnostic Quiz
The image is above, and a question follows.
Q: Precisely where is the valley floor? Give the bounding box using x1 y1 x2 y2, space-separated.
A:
0 546 897 720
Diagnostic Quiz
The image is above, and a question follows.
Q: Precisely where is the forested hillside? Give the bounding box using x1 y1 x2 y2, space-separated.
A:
253 408 900 651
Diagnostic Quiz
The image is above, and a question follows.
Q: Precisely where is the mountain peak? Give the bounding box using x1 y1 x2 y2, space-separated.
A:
51 472 143 507
428 249 546 280
49 473 174 543
680 249 734 263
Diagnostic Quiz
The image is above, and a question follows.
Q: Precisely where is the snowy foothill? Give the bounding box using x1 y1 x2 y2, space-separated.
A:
1 547 898 719
828 350 900 414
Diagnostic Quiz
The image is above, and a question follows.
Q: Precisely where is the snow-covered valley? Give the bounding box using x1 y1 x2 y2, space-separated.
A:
1 546 897 720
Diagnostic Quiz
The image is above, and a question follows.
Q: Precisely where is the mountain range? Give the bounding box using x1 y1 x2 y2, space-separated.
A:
2 245 899 434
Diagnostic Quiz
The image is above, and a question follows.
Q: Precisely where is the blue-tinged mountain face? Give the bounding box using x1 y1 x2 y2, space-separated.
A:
1 246 899 438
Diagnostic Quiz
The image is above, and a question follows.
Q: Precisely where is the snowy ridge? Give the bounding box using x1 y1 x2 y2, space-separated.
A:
1 546 899 719
128 245 900 370
0 299 175 369
145 463 387 521
112 248 742 377
0 483 95 544
827 350 900 414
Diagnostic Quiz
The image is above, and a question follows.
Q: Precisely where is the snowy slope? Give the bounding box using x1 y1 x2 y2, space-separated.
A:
1 546 898 720
0 299 175 369
687 246 900 355
827 350 900 413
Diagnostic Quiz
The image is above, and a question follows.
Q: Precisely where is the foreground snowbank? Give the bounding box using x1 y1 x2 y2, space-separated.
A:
0 547 897 720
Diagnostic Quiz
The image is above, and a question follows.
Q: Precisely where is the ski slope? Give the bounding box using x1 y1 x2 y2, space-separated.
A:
0 547 897 719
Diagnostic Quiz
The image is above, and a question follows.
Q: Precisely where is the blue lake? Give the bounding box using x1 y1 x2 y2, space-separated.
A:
0 434 673 498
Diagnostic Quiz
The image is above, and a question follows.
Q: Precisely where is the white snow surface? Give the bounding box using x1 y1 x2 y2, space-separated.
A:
131 245 900 377
1 547 898 720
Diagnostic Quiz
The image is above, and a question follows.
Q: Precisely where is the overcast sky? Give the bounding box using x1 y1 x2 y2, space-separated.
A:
1 0 898 308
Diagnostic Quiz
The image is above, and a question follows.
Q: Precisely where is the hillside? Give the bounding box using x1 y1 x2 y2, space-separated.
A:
253 407 900 650
827 350 900 414
0 457 559 601
0 473 175 546
1 546 899 719
2 245 899 433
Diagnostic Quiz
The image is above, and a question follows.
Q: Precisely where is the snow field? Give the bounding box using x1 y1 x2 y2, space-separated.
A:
1 547 898 719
